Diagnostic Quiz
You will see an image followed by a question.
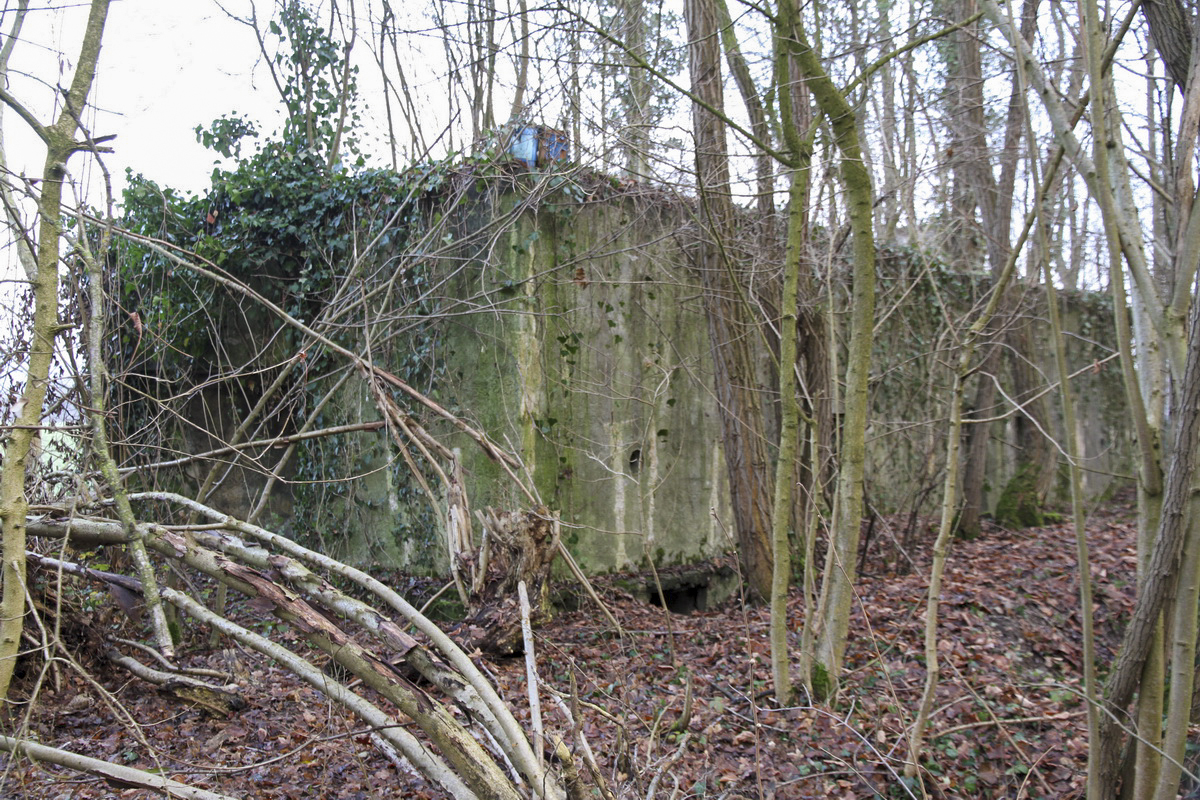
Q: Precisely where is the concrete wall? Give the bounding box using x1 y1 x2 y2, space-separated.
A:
432 189 735 574
206 183 1130 573
864 253 1129 515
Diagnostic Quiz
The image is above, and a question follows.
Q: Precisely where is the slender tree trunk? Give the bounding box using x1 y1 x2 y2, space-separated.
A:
685 0 775 604
778 0 877 697
568 0 581 151
905 155 1048 775
1094 274 1200 797
0 0 112 700
1047 0 1190 790
508 0 530 119
1040 224 1101 800
1130 57 1170 800
957 377 996 537
906 363 967 778
620 0 650 177
1154 509 1200 799
953 0 1040 536
768 20 817 701
77 224 175 659
713 0 775 227
0 2 36 284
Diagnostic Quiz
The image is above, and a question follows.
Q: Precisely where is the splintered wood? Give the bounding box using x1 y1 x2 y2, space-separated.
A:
451 507 559 656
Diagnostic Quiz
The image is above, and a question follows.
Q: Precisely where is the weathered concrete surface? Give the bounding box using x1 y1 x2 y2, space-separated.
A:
433 189 735 574
184 180 1129 574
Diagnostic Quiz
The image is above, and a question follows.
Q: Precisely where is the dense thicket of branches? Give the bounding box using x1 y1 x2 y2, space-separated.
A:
0 0 1197 797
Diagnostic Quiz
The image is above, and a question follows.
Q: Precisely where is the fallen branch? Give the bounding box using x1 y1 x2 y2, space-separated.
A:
162 588 479 800
108 636 232 680
931 711 1086 739
28 504 565 800
103 648 246 717
550 689 616 800
28 551 142 593
644 732 690 800
0 735 238 800
519 579 544 773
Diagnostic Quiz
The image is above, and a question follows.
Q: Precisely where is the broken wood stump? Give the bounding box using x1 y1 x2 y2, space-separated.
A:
450 507 559 657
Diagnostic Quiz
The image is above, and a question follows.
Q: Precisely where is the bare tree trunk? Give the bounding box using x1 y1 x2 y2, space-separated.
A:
906 157 1043 775
0 0 111 700
1069 0 1193 791
1038 200 1101 800
619 0 650 177
1143 0 1192 92
1130 46 1172 800
947 0 997 533
685 0 775 604
0 2 36 284
508 0 530 119
953 0 1040 537
76 219 175 660
957 378 996 538
568 0 581 150
1094 276 1200 796
326 5 357 169
768 35 817 701
1154 512 1200 799
777 0 877 698
713 0 775 226
1008 318 1056 501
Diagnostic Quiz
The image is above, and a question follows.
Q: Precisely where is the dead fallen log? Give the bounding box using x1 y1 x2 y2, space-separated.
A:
26 502 568 800
0 734 239 800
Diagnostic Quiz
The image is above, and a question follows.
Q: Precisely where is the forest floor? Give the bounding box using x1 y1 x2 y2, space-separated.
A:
1 497 1153 799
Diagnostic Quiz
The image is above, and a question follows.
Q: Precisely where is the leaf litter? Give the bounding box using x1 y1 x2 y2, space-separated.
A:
2 500 1145 798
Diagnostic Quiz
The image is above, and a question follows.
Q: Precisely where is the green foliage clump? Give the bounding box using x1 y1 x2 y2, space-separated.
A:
117 149 435 375
268 1 362 162
108 1 461 555
116 0 403 386
114 145 457 551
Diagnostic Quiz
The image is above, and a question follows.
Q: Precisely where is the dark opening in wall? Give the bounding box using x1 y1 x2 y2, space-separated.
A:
604 560 738 616
648 583 707 615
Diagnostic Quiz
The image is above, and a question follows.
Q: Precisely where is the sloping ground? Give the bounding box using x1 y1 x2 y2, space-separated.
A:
2 501 1142 798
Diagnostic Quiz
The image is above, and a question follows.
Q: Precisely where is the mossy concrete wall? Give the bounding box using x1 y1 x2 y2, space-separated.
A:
433 189 733 574
289 378 436 567
863 253 1129 515
217 185 1129 574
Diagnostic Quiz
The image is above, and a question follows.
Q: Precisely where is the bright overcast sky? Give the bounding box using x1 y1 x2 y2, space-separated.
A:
97 1 270 193
8 1 282 199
